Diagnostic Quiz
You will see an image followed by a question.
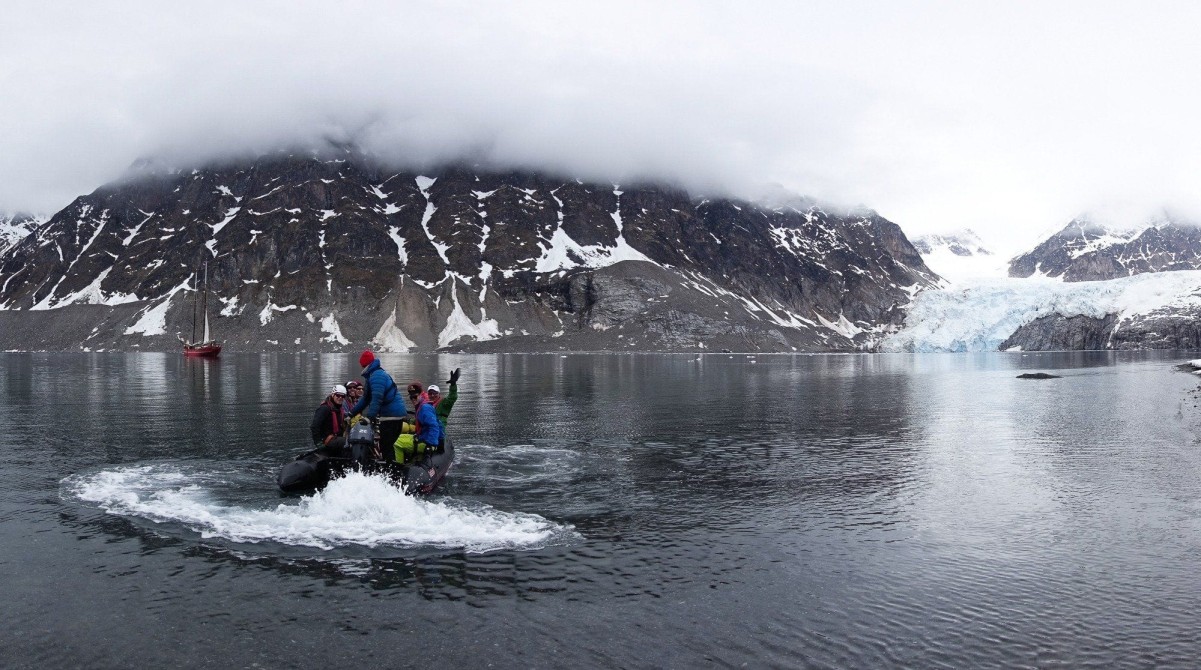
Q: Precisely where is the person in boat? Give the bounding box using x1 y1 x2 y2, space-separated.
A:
430 367 460 428
413 389 445 456
392 381 426 463
310 384 349 456
343 380 363 423
405 381 427 413
393 370 458 459
349 349 406 462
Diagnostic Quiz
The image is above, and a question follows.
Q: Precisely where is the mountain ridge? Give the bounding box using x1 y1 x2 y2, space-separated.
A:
1008 214 1201 281
0 149 938 353
0 211 48 259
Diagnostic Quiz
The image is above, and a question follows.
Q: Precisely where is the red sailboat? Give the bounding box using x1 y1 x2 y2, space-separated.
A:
181 262 221 358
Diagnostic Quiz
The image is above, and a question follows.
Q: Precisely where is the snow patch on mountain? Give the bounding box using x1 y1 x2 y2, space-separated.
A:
387 227 408 264
1067 228 1143 259
210 207 240 235
438 283 500 348
124 280 192 336
372 308 416 351
122 211 154 246
219 295 241 317
416 177 447 265
534 227 651 272
34 267 140 310
259 299 299 326
816 312 864 339
536 189 652 273
319 314 349 345
882 271 1201 352
0 212 48 258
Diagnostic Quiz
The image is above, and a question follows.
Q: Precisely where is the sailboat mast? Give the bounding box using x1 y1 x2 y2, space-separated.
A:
190 266 198 344
202 262 210 343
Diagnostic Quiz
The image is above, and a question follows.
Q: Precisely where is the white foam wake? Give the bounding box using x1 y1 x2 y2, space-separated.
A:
64 465 569 553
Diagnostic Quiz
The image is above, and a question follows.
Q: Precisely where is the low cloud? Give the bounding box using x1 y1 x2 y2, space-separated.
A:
5 1 1201 250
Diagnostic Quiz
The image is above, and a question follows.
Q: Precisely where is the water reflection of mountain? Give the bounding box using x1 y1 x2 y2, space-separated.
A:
489 354 928 528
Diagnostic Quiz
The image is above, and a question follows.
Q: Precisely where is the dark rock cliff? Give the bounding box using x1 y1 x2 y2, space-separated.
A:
1000 308 1201 351
0 148 938 352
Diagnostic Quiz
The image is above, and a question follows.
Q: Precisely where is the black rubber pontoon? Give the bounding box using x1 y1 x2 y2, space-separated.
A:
277 419 454 495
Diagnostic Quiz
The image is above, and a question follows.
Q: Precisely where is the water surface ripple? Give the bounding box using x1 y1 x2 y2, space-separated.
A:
1 351 1200 668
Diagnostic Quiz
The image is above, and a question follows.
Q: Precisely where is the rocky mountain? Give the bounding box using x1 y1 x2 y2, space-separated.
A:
0 147 938 353
1008 215 1201 281
999 308 1201 351
0 211 47 258
911 229 992 257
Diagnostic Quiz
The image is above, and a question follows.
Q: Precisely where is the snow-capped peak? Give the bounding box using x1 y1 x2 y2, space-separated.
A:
911 229 992 257
912 228 1004 284
0 211 49 258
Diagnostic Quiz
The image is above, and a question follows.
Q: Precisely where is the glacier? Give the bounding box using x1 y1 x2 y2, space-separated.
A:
881 271 1201 352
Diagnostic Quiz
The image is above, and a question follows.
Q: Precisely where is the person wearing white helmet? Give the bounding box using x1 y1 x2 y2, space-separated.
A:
310 384 349 456
429 367 460 429
342 380 363 421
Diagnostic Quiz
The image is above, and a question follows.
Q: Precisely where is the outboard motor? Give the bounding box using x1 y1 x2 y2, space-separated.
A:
347 419 376 464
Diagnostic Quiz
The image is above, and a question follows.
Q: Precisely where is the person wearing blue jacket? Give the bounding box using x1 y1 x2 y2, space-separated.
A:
414 395 444 454
349 349 406 462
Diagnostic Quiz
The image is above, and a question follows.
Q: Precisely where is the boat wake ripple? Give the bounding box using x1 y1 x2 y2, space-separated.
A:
63 464 573 553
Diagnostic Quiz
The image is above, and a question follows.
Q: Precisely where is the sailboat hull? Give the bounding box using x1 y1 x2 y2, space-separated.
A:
183 344 222 357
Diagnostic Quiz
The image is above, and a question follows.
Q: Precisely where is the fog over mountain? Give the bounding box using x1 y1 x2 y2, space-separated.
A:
6 2 1201 248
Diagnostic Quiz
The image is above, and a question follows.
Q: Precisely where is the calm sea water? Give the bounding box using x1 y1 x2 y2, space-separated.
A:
2 351 1201 668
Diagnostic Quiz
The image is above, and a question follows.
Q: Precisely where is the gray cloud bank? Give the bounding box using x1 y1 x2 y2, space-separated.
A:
5 1 1201 250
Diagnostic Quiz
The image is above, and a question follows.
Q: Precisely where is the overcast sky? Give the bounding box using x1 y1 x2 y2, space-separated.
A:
5 1 1201 253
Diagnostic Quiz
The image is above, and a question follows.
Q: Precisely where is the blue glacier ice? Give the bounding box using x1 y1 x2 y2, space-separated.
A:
882 271 1201 352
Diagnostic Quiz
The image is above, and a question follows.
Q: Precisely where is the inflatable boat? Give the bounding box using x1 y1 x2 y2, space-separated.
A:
278 418 454 495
